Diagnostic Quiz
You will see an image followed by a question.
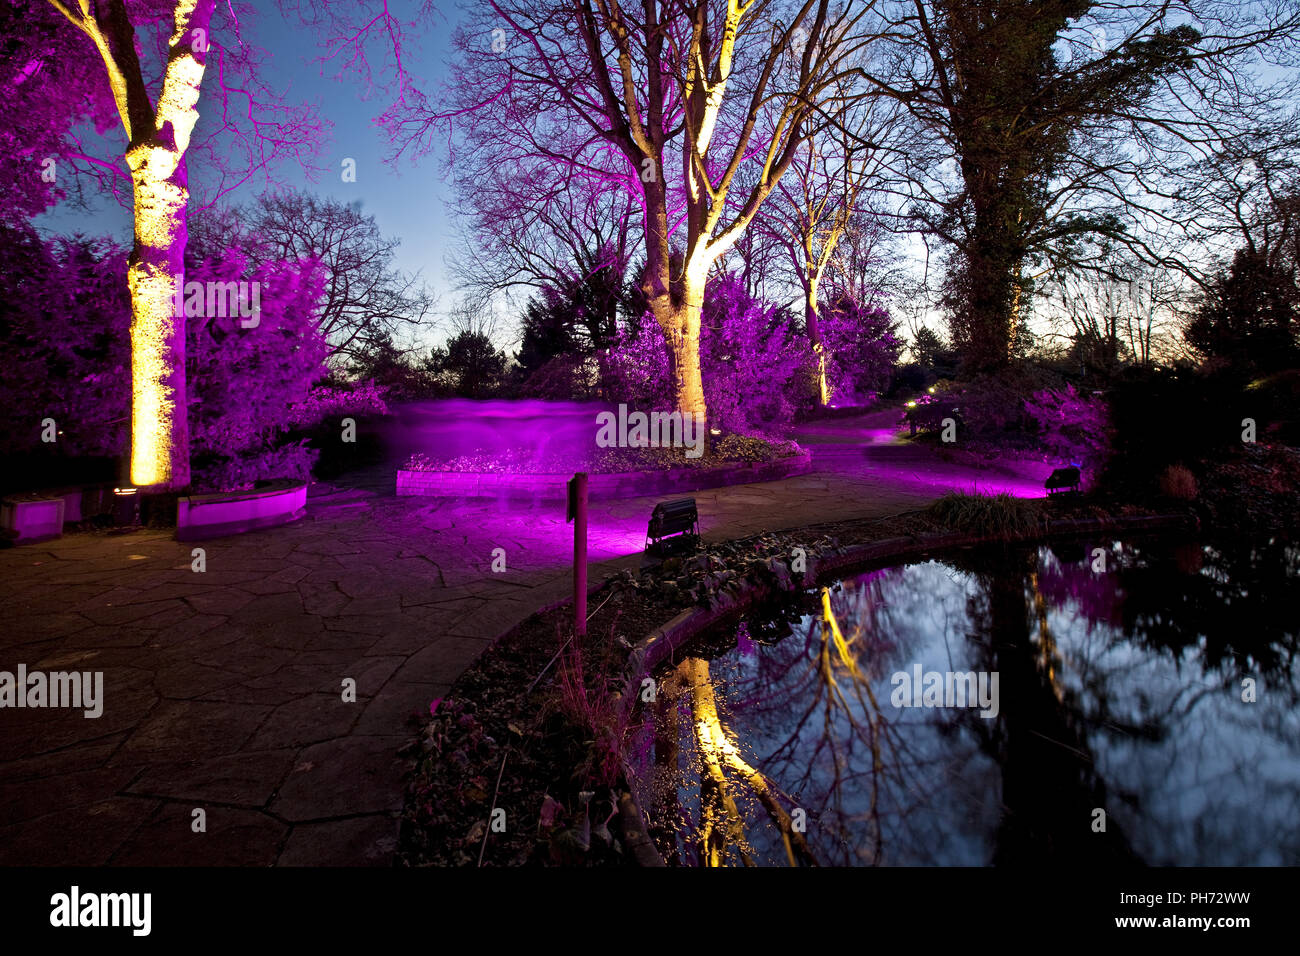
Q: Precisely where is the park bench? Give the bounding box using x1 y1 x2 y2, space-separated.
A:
1045 466 1082 496
645 497 700 556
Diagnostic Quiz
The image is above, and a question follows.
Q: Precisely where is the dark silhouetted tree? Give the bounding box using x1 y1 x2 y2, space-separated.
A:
1185 248 1299 371
441 330 507 397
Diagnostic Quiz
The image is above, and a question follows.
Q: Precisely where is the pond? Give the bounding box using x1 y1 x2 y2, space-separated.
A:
632 535 1300 866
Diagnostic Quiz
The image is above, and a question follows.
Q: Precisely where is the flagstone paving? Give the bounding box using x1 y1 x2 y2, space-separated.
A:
0 408 1049 865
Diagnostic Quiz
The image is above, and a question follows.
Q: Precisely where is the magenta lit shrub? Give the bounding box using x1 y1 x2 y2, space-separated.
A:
818 295 902 403
186 253 393 491
598 273 806 433
288 379 390 428
595 315 673 410
186 248 332 489
700 273 806 432
0 224 131 459
0 223 390 491
1023 384 1112 482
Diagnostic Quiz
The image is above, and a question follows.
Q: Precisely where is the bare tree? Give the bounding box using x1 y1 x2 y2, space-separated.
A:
761 83 906 403
447 147 642 308
389 0 876 424
863 0 1300 374
239 190 435 365
1047 256 1186 368
36 0 320 488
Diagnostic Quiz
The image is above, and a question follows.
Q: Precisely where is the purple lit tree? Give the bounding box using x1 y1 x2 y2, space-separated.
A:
29 0 319 489
816 294 901 402
761 83 905 404
390 0 871 426
601 273 806 434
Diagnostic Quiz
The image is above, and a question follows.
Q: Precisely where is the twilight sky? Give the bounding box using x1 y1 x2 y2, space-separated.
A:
29 1 1284 361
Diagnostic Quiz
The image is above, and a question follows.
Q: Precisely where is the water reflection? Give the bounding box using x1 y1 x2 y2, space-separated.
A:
636 536 1300 866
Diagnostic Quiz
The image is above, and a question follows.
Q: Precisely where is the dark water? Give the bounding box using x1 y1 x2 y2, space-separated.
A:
634 536 1300 866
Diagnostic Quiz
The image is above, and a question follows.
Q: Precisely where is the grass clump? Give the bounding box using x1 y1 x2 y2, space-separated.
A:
927 491 1043 540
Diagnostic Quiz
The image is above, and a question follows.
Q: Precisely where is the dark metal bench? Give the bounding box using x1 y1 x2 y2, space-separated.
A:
645 497 700 556
1045 466 1082 496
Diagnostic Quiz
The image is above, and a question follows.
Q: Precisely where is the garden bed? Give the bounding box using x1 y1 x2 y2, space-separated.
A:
398 435 811 501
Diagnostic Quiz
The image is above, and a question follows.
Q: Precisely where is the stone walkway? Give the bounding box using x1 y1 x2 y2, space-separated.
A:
0 407 1048 865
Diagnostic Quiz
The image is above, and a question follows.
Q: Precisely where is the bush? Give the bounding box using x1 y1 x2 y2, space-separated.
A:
1023 384 1112 482
904 398 962 436
405 429 801 474
1245 370 1300 446
817 295 901 402
1157 464 1198 500
195 441 318 491
187 248 332 490
1103 364 1251 493
0 222 388 492
942 364 1068 445
599 273 806 433
927 491 1043 540
0 224 131 459
699 274 806 432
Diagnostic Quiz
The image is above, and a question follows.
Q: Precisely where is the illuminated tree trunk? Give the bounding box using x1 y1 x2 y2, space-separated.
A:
126 146 192 488
805 274 829 406
46 0 214 489
644 227 708 425
651 296 708 426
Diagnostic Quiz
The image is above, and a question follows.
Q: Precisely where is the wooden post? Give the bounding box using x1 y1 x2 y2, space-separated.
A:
568 472 588 636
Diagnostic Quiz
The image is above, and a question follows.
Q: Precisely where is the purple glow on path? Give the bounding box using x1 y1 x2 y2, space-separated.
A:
377 398 613 469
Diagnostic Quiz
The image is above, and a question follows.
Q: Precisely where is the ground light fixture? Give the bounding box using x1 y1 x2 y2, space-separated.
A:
113 486 140 526
645 497 701 556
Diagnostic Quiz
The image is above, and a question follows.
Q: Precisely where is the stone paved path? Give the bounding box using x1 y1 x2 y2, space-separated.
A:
0 407 1048 865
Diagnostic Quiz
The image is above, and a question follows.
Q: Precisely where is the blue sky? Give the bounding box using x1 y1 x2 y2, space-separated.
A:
37 1 462 349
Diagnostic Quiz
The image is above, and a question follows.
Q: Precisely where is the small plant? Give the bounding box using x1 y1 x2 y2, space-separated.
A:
1158 464 1199 500
927 491 1043 540
551 624 636 789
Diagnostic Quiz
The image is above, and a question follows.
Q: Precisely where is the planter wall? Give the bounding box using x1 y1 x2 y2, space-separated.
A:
0 496 66 544
176 480 307 541
396 452 814 502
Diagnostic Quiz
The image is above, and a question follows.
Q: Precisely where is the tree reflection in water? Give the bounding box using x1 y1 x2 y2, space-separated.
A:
637 536 1300 866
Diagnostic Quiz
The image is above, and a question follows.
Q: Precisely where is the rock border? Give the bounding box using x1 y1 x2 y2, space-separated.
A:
611 512 1196 867
396 452 813 501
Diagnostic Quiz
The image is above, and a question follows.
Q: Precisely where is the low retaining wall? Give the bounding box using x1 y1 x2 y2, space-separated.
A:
396 452 813 501
176 480 308 541
1 496 66 544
